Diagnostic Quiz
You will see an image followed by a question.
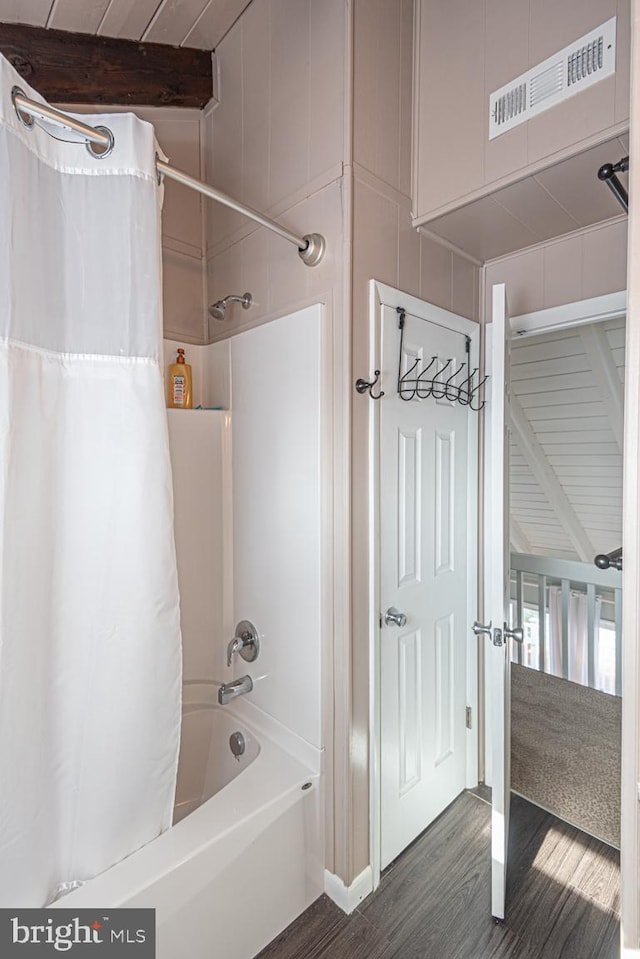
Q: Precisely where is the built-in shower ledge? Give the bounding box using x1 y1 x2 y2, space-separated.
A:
166 407 228 413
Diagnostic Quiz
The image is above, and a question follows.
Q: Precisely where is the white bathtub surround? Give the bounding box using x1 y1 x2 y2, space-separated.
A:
229 305 326 752
50 702 324 959
167 307 327 746
167 410 233 681
324 866 374 915
0 55 182 907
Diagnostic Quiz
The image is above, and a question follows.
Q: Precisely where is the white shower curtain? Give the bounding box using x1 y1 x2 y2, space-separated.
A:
0 56 182 907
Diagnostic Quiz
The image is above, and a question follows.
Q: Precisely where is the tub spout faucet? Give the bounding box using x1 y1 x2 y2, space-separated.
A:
226 620 260 667
218 675 253 706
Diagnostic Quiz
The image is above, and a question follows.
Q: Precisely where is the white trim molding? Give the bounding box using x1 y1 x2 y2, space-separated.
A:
622 1 640 944
324 866 373 915
511 291 626 338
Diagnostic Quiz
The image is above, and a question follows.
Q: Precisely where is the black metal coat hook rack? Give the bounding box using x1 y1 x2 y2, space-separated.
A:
396 307 487 411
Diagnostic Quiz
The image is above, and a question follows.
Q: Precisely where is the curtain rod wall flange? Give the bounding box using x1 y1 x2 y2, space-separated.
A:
10 88 326 267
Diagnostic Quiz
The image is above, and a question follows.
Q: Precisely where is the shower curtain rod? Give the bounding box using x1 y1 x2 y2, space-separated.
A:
11 88 326 267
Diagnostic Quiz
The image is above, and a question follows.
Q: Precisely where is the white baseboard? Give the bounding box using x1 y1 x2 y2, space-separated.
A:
324 865 373 915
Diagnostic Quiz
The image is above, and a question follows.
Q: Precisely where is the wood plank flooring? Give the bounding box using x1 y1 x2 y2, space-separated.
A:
256 792 619 959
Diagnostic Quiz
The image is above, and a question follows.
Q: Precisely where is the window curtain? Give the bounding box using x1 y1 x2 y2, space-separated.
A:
0 55 182 907
548 586 601 686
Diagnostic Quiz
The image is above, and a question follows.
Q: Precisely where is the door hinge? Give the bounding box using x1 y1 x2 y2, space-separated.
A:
466 706 472 729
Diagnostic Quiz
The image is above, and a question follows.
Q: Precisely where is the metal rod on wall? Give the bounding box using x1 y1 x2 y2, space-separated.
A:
10 88 326 267
598 156 629 212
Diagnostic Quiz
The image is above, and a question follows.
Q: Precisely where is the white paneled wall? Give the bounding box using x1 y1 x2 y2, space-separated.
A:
204 0 347 338
229 305 324 750
205 0 345 247
485 218 628 319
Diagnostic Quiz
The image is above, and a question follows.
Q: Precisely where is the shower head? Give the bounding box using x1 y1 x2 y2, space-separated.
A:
208 292 253 321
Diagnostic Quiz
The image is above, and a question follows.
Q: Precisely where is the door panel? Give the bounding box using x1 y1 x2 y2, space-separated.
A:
380 303 471 869
398 630 422 793
434 612 455 765
398 428 422 584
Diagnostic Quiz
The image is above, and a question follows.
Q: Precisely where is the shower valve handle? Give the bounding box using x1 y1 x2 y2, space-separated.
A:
226 620 260 667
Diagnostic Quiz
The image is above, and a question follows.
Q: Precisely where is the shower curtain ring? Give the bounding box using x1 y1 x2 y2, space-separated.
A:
11 87 34 128
86 126 115 160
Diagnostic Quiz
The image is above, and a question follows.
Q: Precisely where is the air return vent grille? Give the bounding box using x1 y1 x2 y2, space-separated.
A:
489 17 616 140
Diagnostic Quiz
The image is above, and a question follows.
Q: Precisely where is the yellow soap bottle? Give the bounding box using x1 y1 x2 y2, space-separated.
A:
168 348 193 409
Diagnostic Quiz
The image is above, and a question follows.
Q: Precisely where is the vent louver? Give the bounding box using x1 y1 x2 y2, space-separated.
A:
489 17 616 140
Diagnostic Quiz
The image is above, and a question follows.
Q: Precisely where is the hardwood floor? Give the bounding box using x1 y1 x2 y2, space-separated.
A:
256 792 620 959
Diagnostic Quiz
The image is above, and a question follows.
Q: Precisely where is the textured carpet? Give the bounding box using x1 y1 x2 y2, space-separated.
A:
511 663 621 847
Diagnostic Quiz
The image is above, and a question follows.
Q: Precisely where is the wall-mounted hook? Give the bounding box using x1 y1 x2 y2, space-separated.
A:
415 356 438 399
457 367 478 405
443 361 467 401
468 373 489 411
355 370 384 400
430 358 453 399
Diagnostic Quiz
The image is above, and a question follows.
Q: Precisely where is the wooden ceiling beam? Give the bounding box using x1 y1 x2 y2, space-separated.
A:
510 517 532 555
0 22 213 108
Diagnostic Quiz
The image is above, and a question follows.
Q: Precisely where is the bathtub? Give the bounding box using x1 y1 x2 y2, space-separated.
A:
51 683 324 959
173 698 261 824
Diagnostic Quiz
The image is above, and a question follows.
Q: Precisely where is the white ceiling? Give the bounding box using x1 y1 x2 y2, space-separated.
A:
0 0 251 49
509 317 625 563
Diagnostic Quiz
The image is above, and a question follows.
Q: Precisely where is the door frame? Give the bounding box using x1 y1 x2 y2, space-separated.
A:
368 280 480 891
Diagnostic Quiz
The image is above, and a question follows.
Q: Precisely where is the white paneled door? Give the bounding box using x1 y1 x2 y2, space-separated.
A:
380 303 472 870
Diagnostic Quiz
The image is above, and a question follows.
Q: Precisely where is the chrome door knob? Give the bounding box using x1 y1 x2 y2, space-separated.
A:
504 625 524 643
472 620 492 638
384 607 407 627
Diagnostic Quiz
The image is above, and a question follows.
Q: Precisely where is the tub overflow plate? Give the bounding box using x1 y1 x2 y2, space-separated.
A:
229 731 246 760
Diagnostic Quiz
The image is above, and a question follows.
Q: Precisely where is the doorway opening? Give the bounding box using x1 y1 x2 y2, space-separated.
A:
507 310 624 850
485 291 626 935
367 280 624 947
